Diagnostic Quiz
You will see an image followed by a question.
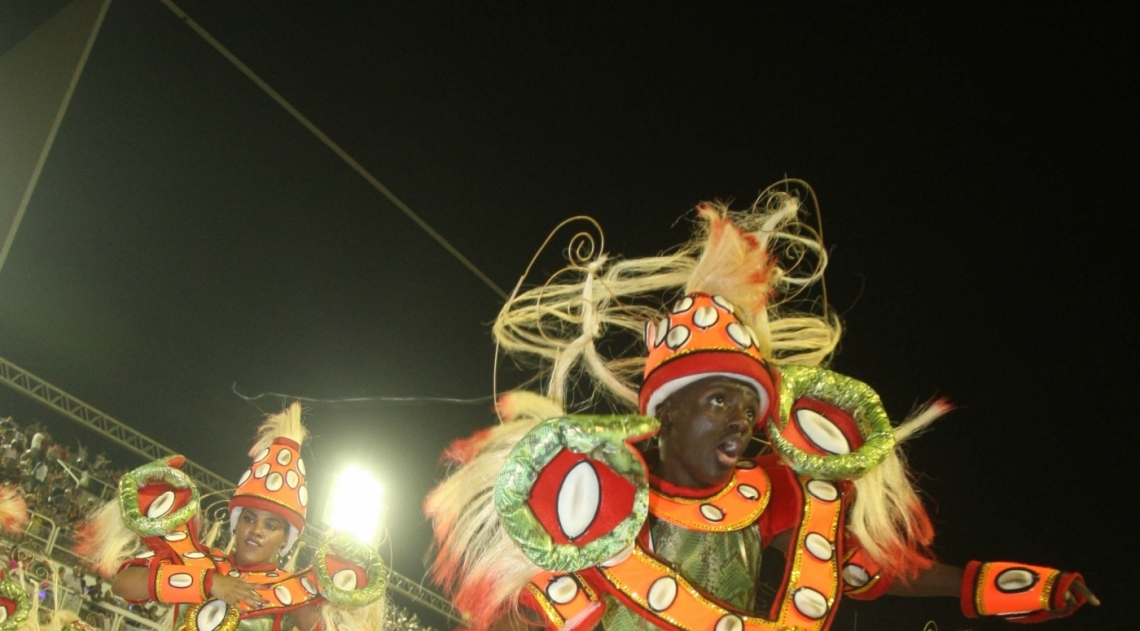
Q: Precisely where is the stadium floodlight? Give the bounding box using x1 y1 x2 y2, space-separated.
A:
327 465 385 547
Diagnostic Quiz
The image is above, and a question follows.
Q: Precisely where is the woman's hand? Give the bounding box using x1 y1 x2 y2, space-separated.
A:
208 573 267 607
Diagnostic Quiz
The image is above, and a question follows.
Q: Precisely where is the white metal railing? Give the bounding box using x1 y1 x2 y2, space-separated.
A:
1 534 167 631
20 509 59 555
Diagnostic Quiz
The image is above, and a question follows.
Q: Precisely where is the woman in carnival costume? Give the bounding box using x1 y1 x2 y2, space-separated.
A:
425 183 1098 631
76 403 387 631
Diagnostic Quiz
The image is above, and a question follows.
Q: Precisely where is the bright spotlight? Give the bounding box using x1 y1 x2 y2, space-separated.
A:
327 465 385 547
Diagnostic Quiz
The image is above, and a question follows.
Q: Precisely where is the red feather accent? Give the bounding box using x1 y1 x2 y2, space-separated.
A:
440 428 494 466
689 205 776 318
71 518 114 577
450 573 508 630
879 497 936 581
0 484 28 535
428 521 509 628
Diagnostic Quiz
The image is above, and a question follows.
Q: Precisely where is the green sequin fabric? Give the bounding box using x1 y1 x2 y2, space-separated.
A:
769 365 896 480
0 579 31 631
495 414 659 572
118 458 201 536
314 533 388 606
601 518 764 631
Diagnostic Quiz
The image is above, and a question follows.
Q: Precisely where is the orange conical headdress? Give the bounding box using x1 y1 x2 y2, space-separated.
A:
229 401 309 552
640 293 776 421
640 205 780 420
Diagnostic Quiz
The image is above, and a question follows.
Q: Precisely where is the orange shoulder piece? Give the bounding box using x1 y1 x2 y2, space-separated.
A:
596 475 845 631
649 461 770 532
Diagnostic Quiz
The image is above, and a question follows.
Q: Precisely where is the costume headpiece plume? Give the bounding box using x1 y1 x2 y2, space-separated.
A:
229 401 309 553
640 205 778 420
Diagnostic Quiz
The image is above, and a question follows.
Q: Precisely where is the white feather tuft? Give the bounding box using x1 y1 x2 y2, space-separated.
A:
248 401 309 457
847 399 952 578
320 596 387 631
72 500 144 578
425 392 562 628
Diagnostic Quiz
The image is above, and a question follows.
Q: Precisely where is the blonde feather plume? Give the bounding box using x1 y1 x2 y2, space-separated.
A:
72 499 143 578
249 401 308 457
425 391 563 628
848 399 952 579
280 540 303 574
17 569 43 631
493 181 837 415
320 597 387 631
685 203 775 318
201 515 224 549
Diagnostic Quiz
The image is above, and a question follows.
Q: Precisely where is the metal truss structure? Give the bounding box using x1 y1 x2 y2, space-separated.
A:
0 356 235 496
0 354 463 626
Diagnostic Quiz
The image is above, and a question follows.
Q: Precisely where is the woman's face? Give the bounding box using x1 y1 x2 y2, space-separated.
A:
232 507 289 567
655 376 759 489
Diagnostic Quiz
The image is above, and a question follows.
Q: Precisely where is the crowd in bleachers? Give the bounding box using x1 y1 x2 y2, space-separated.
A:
1 415 166 628
1 414 432 631
1 416 126 536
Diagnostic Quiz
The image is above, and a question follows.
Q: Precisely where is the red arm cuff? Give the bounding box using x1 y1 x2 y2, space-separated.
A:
961 560 1086 623
959 560 983 617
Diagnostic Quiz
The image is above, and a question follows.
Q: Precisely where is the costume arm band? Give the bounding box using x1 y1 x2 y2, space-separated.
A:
961 560 1086 623
522 572 605 631
841 536 894 601
149 561 214 604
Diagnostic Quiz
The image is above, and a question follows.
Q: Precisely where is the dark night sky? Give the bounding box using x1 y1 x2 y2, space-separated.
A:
1 2 1134 629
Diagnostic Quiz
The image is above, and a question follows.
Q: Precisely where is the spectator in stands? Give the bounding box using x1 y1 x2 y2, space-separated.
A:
1 415 121 557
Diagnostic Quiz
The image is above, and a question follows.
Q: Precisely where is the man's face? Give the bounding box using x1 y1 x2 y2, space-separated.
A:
655 376 759 489
232 507 289 567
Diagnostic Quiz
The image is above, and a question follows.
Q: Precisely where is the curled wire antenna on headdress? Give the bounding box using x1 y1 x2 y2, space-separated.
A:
433 182 840 628
248 400 308 457
493 180 838 414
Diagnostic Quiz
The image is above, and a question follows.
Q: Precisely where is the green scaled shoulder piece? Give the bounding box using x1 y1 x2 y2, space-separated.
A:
495 414 659 573
118 457 200 537
769 366 896 480
314 533 388 607
0 578 31 631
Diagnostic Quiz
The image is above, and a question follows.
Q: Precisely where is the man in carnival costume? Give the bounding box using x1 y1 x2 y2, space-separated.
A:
425 183 1098 631
77 403 387 631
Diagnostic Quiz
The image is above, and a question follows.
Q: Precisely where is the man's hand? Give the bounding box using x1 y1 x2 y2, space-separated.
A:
208 573 267 607
1048 579 1100 617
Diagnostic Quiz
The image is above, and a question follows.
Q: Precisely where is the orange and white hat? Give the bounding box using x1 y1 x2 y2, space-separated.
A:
640 293 776 423
228 402 309 552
